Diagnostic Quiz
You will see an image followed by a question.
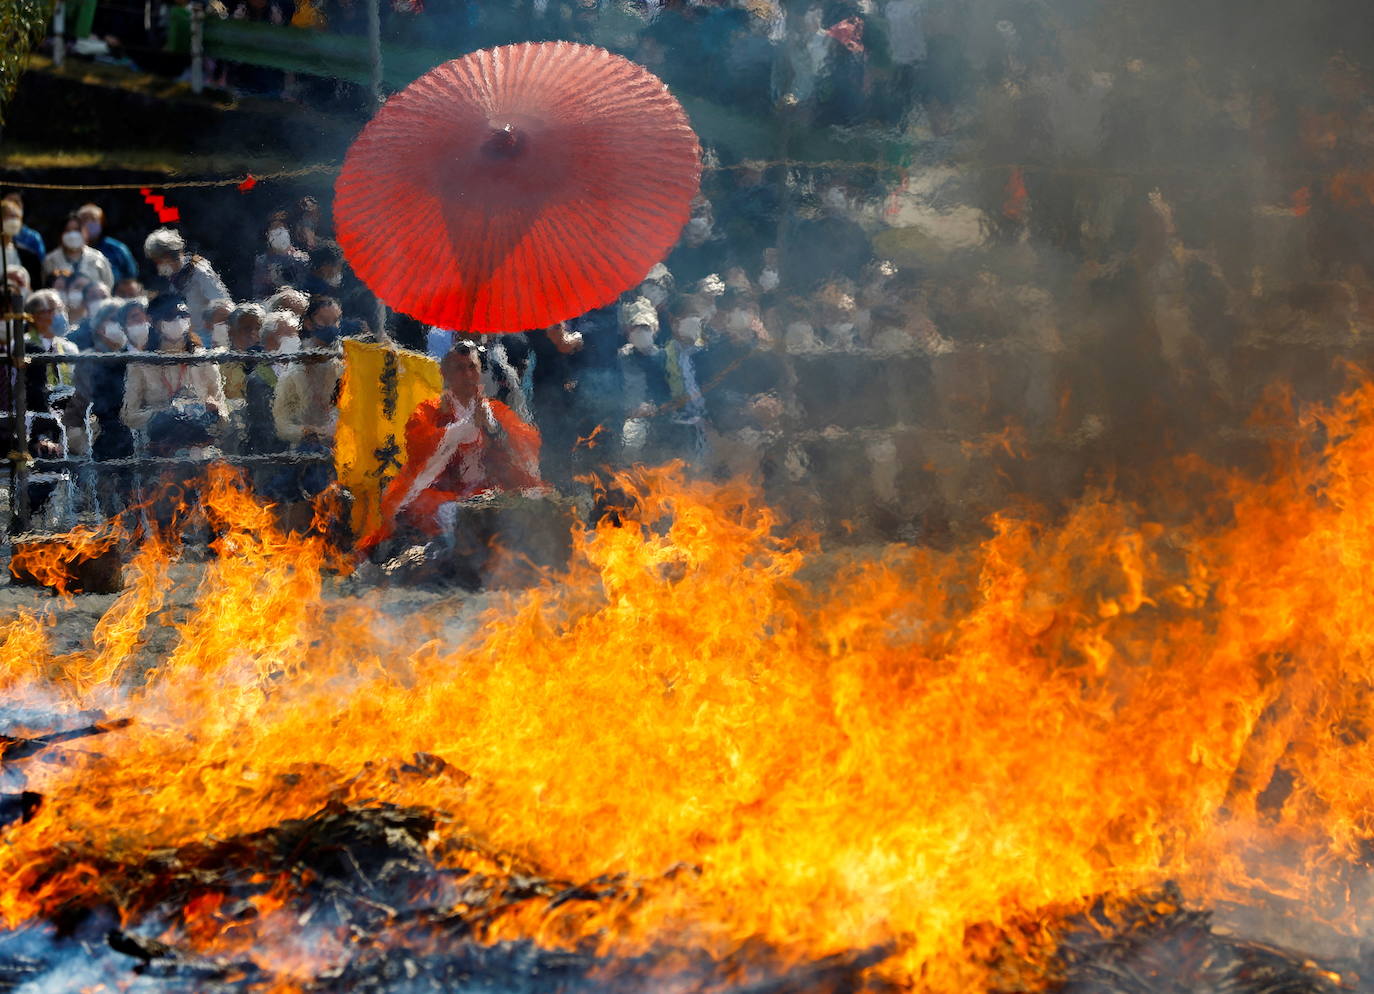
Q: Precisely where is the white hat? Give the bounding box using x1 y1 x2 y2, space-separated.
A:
142 227 185 259
621 295 659 332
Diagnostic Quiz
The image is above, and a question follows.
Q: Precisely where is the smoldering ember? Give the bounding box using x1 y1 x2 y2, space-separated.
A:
3 1 1374 993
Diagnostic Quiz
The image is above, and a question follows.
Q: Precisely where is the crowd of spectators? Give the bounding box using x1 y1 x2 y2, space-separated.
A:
1 191 363 521
50 0 934 131
0 174 921 530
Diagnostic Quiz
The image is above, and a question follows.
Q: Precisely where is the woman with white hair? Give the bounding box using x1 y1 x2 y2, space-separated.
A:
240 309 298 458
264 286 309 318
5 265 31 304
142 228 230 344
24 288 79 389
220 302 267 407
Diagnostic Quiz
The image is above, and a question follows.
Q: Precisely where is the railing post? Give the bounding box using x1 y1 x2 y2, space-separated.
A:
190 0 205 94
51 0 65 68
366 0 382 109
367 0 389 342
5 283 29 535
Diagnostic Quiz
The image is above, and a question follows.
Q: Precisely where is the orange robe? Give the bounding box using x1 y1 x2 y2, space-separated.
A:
360 397 542 550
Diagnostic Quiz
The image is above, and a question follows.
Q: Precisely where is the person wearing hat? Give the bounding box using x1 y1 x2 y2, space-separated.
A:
616 299 672 463
23 288 79 391
142 228 230 345
73 298 136 512
120 293 228 456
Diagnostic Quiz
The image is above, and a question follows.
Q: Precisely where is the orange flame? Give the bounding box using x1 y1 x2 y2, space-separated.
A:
6 384 1374 986
8 523 121 598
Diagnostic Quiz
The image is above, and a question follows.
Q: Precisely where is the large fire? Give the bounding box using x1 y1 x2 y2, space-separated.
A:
6 376 1374 991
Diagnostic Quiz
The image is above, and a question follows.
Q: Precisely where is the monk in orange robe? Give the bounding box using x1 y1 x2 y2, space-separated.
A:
360 342 543 551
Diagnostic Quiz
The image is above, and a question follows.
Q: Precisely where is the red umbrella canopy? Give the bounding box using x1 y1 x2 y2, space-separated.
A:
335 41 702 333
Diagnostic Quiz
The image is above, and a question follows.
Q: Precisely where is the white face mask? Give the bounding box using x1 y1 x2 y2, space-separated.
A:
156 260 178 278
126 322 150 349
325 272 343 287
211 322 230 347
158 316 191 347
267 227 291 252
276 335 301 355
640 283 669 307
61 230 84 250
1 218 20 238
675 316 703 344
758 267 780 291
66 289 85 308
628 327 655 352
727 308 754 333
102 323 127 349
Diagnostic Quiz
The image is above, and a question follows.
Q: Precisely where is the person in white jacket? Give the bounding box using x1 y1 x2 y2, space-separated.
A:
121 293 227 456
42 214 113 290
142 228 230 345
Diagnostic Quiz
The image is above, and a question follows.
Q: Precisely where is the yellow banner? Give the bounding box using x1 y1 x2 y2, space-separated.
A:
335 340 442 540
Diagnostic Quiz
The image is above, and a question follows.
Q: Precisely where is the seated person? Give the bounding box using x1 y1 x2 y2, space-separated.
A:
120 294 228 456
360 342 542 552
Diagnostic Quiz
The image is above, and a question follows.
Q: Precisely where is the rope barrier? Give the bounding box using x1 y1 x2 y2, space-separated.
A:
0 158 914 193
0 164 339 191
25 347 341 365
0 157 1353 193
21 450 332 472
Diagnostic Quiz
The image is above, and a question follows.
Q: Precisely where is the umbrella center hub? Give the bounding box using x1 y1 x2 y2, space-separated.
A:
482 124 526 160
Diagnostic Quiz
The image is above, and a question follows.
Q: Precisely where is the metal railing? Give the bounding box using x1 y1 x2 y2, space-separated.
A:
2 300 342 536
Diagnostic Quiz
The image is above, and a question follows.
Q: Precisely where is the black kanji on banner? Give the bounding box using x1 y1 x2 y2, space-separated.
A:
380 351 399 420
369 434 402 490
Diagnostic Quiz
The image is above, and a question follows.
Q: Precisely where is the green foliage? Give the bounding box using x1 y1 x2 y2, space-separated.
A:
0 0 53 124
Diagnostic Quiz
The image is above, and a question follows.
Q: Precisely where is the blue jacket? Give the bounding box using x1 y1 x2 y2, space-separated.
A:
15 225 43 257
91 235 138 283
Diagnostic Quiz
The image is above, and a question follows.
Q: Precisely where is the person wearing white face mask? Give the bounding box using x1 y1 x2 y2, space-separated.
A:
42 214 114 290
67 280 113 350
0 192 44 257
142 228 230 344
635 262 674 313
263 310 302 378
757 247 781 294
616 303 672 462
302 241 347 297
1 200 42 292
24 288 79 390
75 203 137 284
5 265 31 305
237 309 298 463
252 209 309 299
73 299 136 478
121 294 228 456
120 297 151 351
202 299 234 350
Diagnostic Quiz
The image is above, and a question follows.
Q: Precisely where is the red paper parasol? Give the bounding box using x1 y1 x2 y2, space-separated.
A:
335 42 702 333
